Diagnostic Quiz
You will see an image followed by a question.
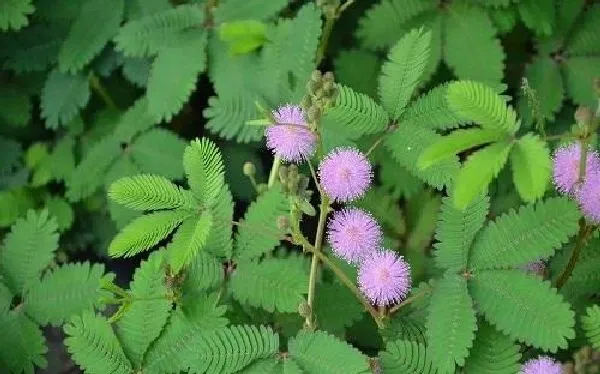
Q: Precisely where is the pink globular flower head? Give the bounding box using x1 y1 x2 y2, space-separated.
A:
327 208 383 264
318 147 373 202
265 104 316 162
552 142 600 195
358 250 411 306
520 356 563 374
577 171 600 223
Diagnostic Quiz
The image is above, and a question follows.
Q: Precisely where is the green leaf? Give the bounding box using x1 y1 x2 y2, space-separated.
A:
434 193 489 272
519 57 564 124
2 23 65 73
0 0 34 31
114 4 204 57
446 80 519 135
314 282 363 336
24 262 109 326
566 4 600 55
288 330 371 374
379 339 436 374
130 128 187 180
41 70 90 129
453 140 513 210
58 0 125 73
116 250 171 368
582 305 600 349
184 325 280 374
426 273 476 373
168 212 213 273
214 0 288 23
469 197 580 270
45 196 74 232
182 137 225 207
334 50 380 98
219 20 267 54
518 0 555 36
147 30 206 121
356 0 436 51
462 321 521 374
385 122 459 190
418 128 505 170
469 269 575 351
108 210 190 257
112 97 157 143
64 312 132 374
322 84 389 140
0 85 32 127
1 210 58 294
378 27 432 120
0 282 12 314
0 189 35 228
0 311 47 374
562 56 600 108
510 134 551 202
230 257 307 313
443 3 505 88
205 186 234 258
234 186 288 260
183 250 224 292
401 83 467 131
109 174 195 211
122 57 151 87
143 293 228 373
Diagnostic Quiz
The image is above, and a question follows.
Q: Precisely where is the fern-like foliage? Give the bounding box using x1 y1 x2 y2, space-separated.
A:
234 186 288 260
0 0 34 31
509 134 551 202
230 257 307 313
114 4 204 57
446 80 519 135
0 311 47 374
213 0 288 23
434 193 488 272
204 186 234 258
147 30 207 121
322 84 389 140
23 262 110 326
183 250 224 293
566 4 600 55
462 321 521 374
40 70 90 129
128 128 186 180
288 330 371 374
167 212 213 273
108 210 190 257
109 174 195 211
426 273 476 373
1 209 58 293
582 305 600 350
401 83 467 130
379 339 436 374
64 312 132 374
57 0 124 73
469 269 575 351
116 250 171 368
378 28 431 120
314 282 363 336
183 137 225 207
183 325 279 374
469 197 580 270
2 23 65 73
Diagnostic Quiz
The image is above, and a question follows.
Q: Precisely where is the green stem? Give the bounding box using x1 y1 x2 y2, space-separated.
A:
388 287 430 315
315 15 335 64
555 219 593 289
267 155 282 189
304 194 330 329
88 73 118 110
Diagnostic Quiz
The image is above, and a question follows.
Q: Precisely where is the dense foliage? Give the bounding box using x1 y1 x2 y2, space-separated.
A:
1 0 600 373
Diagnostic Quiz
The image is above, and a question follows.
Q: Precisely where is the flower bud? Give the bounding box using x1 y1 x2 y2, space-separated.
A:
311 70 322 82
242 161 256 176
298 301 311 317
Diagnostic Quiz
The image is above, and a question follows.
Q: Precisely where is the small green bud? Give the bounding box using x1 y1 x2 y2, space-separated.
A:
323 71 335 83
242 161 256 176
298 301 311 317
301 95 312 110
307 106 321 122
311 70 322 82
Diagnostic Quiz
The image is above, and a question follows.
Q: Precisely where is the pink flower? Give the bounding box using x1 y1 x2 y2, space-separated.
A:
318 147 372 202
552 142 600 195
327 208 383 264
520 356 563 374
576 171 600 223
358 250 411 306
265 105 316 162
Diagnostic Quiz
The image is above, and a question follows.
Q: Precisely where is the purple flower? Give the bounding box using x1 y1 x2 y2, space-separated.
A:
327 208 383 264
520 356 563 374
318 147 372 202
577 171 600 223
358 250 411 306
552 142 600 195
265 105 316 162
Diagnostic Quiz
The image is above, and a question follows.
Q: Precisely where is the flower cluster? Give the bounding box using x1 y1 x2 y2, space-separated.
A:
266 104 411 307
552 142 600 222
520 356 563 374
319 146 411 306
